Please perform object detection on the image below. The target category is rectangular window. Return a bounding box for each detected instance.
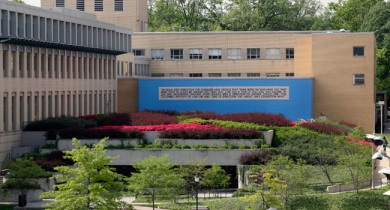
[19,52,23,78]
[228,73,241,77]
[266,73,280,77]
[11,52,15,77]
[170,49,183,60]
[209,48,222,59]
[133,49,145,56]
[190,73,202,77]
[286,48,294,59]
[247,48,260,59]
[3,95,8,131]
[189,49,203,60]
[247,73,260,77]
[56,0,65,7]
[169,73,183,77]
[228,48,241,59]
[151,49,164,60]
[95,0,103,11]
[266,48,280,59]
[353,74,365,85]
[208,73,221,77]
[151,73,164,77]
[286,73,294,77]
[76,0,85,11]
[114,0,123,11]
[353,46,365,56]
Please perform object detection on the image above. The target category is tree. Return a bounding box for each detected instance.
[41,138,126,210]
[1,159,51,207]
[175,158,207,192]
[127,154,184,210]
[12,0,25,3]
[202,164,230,190]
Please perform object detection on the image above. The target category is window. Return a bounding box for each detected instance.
[228,73,241,77]
[76,0,85,11]
[266,73,280,77]
[208,73,221,77]
[228,48,241,59]
[247,73,260,77]
[151,73,164,77]
[286,48,294,59]
[133,49,145,56]
[56,0,65,7]
[169,73,183,77]
[151,49,164,60]
[170,49,183,60]
[285,73,294,77]
[190,73,202,77]
[2,51,7,77]
[353,74,365,85]
[353,46,364,56]
[189,49,203,60]
[95,0,103,11]
[247,48,260,59]
[114,0,123,11]
[266,48,280,59]
[208,48,222,59]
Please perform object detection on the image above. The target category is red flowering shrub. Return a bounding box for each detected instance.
[239,150,277,165]
[96,113,132,126]
[34,159,67,171]
[78,114,98,121]
[57,127,144,139]
[130,111,178,125]
[159,127,261,139]
[299,122,348,135]
[339,120,358,128]
[181,111,221,120]
[348,138,373,147]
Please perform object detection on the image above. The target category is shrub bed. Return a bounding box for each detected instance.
[130,111,178,125]
[159,127,261,139]
[24,116,96,131]
[239,149,277,165]
[57,127,144,139]
[299,121,348,135]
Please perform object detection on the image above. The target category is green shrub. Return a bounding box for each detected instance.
[24,116,96,131]
[171,144,181,149]
[162,144,172,149]
[41,143,57,149]
[124,144,134,149]
[209,145,218,149]
[105,144,124,149]
[182,144,191,149]
[134,145,144,149]
[239,144,250,149]
[192,144,209,150]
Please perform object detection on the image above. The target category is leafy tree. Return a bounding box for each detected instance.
[202,164,230,190]
[127,154,184,210]
[12,0,25,3]
[175,158,207,192]
[41,138,126,210]
[1,159,51,197]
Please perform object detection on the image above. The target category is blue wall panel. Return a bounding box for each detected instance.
[138,78,314,122]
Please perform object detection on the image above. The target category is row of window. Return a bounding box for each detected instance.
[0,9,131,52]
[1,90,116,132]
[151,73,295,78]
[56,0,124,12]
[133,48,295,60]
[1,45,117,80]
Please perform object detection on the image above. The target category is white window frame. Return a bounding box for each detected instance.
[151,49,164,60]
[208,48,222,60]
[266,48,280,59]
[353,74,365,85]
[170,49,183,60]
[247,48,260,59]
[228,48,241,59]
[189,48,203,60]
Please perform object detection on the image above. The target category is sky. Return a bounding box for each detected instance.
[24,0,338,8]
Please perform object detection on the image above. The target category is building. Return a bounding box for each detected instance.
[0,0,376,162]
[0,0,133,162]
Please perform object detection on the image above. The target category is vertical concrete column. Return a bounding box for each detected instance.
[5,92,11,131]
[14,92,20,130]
[0,92,4,132]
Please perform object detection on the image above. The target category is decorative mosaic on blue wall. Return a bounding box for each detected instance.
[139,78,314,121]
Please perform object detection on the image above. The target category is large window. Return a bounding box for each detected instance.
[208,48,222,59]
[56,0,65,7]
[151,73,164,77]
[151,49,164,60]
[353,46,365,56]
[353,74,365,85]
[228,48,241,59]
[114,0,123,11]
[266,73,280,77]
[189,49,203,60]
[247,48,260,59]
[228,73,241,77]
[76,0,85,11]
[208,73,221,77]
[95,0,103,11]
[286,48,294,59]
[169,73,183,77]
[266,48,280,59]
[170,49,183,60]
[133,49,145,56]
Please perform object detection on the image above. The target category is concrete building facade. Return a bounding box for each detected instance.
[0,0,132,161]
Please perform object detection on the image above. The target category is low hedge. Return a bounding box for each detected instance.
[159,128,261,139]
[24,116,96,131]
[57,127,144,139]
